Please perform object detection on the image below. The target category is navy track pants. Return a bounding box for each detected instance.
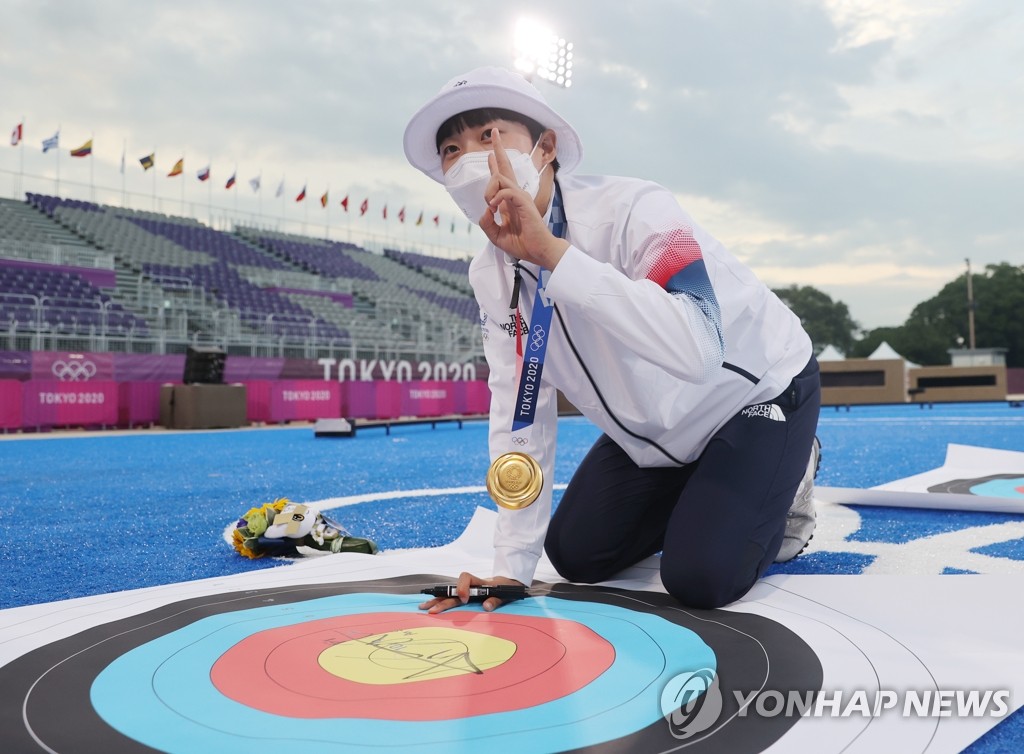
[545,357,821,609]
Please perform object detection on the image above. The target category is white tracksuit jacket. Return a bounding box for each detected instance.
[470,173,813,586]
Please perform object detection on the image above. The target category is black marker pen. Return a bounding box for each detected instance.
[421,585,529,601]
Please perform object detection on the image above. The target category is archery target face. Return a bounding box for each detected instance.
[205,607,621,721]
[928,473,1024,497]
[4,577,821,753]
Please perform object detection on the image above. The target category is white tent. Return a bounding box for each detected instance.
[817,344,846,361]
[869,341,919,369]
[869,341,903,360]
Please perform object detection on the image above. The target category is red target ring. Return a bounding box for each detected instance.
[211,611,614,720]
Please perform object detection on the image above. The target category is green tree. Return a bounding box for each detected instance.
[772,285,860,356]
[856,322,952,366]
[901,263,1023,367]
[848,327,902,359]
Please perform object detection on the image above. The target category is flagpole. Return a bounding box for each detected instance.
[152,147,157,210]
[324,184,330,239]
[55,124,61,196]
[120,138,126,207]
[278,175,285,229]
[302,178,308,235]
[18,117,25,199]
[15,116,24,198]
[257,170,263,222]
[207,159,212,225]
[89,132,95,203]
[180,152,186,216]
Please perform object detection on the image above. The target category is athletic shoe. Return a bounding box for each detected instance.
[775,437,821,562]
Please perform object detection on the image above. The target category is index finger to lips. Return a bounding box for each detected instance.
[491,131,516,179]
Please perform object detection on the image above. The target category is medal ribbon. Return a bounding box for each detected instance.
[510,184,566,436]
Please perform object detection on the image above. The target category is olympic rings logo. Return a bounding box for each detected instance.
[530,325,546,351]
[51,359,98,382]
[512,437,529,446]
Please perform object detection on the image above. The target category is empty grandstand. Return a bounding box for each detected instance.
[0,194,483,365]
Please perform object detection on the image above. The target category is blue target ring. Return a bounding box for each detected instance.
[928,474,1024,497]
[970,477,1024,498]
[91,593,716,753]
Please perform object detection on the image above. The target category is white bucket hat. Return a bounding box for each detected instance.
[404,66,583,183]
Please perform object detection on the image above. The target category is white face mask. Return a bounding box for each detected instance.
[443,143,547,225]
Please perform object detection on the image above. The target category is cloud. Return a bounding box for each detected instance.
[820,0,960,49]
[0,0,1019,330]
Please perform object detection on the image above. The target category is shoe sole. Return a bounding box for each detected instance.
[789,437,822,561]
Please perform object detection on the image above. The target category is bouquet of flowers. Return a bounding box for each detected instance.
[231,497,378,559]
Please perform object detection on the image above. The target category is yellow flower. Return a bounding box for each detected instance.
[231,528,261,559]
[232,497,293,559]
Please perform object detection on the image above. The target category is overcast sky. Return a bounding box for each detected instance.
[1,0,1020,331]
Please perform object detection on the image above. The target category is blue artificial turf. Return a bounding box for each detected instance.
[0,402,1022,753]
[2,403,1022,608]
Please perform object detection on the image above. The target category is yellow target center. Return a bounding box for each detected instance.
[318,626,517,684]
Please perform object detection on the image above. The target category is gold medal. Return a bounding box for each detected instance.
[486,451,543,510]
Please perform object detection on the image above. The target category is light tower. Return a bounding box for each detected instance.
[513,18,574,89]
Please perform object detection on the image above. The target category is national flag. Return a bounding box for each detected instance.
[359,198,368,216]
[119,146,125,174]
[398,207,405,223]
[139,153,155,170]
[416,212,423,226]
[168,158,184,177]
[197,166,211,182]
[225,172,236,189]
[10,123,23,146]
[275,180,284,198]
[295,186,307,202]
[340,195,349,212]
[42,132,59,153]
[382,205,388,220]
[70,138,92,158]
[432,215,439,226]
[249,176,261,193]
[320,191,328,208]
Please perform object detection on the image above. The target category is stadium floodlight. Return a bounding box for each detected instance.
[513,18,574,88]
